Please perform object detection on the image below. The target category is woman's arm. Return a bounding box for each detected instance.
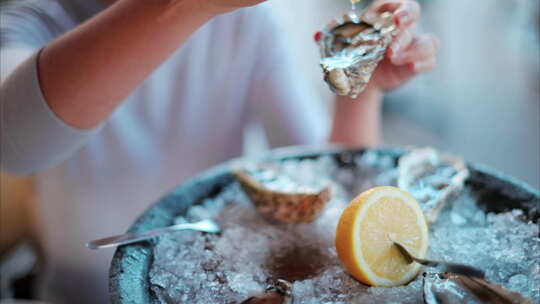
[329,0,439,147]
[330,86,383,147]
[39,0,261,129]
[0,0,265,173]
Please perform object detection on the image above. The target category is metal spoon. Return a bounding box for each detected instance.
[393,241,486,279]
[86,219,221,250]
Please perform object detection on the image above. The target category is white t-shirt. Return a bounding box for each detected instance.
[0,0,329,302]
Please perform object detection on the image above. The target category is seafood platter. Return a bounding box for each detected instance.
[110,147,539,304]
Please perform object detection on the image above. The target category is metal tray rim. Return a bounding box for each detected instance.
[109,146,539,303]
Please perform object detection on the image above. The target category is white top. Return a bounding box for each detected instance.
[0,0,329,302]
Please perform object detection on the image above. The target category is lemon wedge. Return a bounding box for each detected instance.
[336,186,429,287]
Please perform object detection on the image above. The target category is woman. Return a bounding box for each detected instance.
[0,0,438,302]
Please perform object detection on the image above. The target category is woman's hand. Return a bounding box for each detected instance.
[331,0,439,147]
[365,0,439,92]
[199,0,268,15]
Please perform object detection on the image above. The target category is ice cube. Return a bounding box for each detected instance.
[148,157,539,304]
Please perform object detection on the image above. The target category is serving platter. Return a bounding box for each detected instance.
[109,147,539,303]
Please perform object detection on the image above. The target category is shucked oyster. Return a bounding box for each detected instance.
[233,165,332,223]
[316,11,396,98]
[423,272,534,304]
[398,148,469,224]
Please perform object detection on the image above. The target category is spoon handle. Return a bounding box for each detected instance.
[86,223,195,249]
[393,241,485,279]
[415,258,486,279]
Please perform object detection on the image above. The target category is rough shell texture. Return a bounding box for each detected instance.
[423,272,534,304]
[240,291,290,304]
[318,11,396,98]
[398,148,469,224]
[241,280,293,304]
[233,170,332,223]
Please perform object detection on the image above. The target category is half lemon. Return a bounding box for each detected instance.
[336,186,429,287]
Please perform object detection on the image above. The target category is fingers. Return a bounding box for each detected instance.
[392,34,440,65]
[364,0,437,90]
[381,35,438,89]
[369,0,423,65]
[387,27,415,61]
[386,54,437,86]
[412,56,437,73]
[393,0,420,28]
[368,0,402,14]
[364,0,421,29]
[377,58,418,88]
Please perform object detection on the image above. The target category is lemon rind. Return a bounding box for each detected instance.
[345,186,429,287]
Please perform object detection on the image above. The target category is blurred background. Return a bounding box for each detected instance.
[1,0,539,302]
[263,0,540,188]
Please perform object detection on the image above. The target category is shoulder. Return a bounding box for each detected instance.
[0,0,77,48]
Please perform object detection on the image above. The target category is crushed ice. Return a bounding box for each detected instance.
[149,152,539,303]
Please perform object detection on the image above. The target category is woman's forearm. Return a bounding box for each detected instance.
[39,0,214,129]
[329,86,383,147]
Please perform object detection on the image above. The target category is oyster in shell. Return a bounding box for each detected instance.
[398,148,469,224]
[423,272,534,304]
[240,280,293,304]
[317,11,396,98]
[233,165,332,223]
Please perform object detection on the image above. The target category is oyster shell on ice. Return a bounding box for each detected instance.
[316,11,396,98]
[240,280,293,304]
[398,148,469,224]
[233,165,332,223]
[423,272,534,304]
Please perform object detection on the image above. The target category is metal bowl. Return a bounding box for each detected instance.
[109,147,539,303]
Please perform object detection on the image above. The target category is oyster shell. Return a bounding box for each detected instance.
[240,280,293,304]
[317,11,396,98]
[423,272,534,304]
[398,148,469,224]
[233,166,332,223]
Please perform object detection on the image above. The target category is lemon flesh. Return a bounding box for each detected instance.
[336,186,429,287]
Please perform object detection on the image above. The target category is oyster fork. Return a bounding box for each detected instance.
[86,219,221,249]
[393,241,486,279]
[87,204,246,249]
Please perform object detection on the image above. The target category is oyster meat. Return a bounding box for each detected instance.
[423,272,534,304]
[233,165,332,223]
[398,148,469,224]
[317,11,396,98]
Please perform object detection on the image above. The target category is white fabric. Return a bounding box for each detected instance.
[0,0,329,302]
[1,52,102,174]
